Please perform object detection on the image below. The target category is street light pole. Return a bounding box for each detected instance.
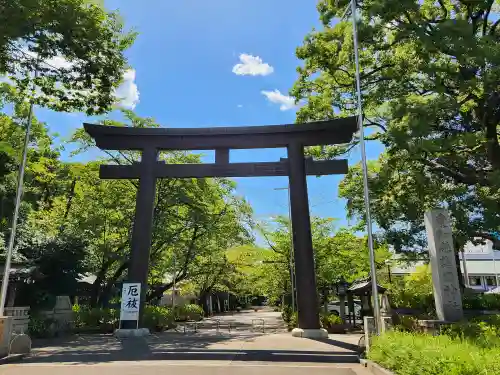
[0,102,35,317]
[0,70,37,316]
[344,0,381,334]
[274,186,296,312]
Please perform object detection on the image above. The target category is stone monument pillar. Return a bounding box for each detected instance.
[424,209,464,322]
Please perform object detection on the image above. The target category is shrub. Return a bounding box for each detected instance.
[28,315,57,338]
[281,305,292,323]
[72,305,119,332]
[320,312,345,333]
[463,293,500,310]
[442,315,500,348]
[369,331,500,375]
[174,304,204,321]
[394,315,419,332]
[287,312,298,331]
[143,306,175,331]
[183,304,204,321]
[320,312,343,328]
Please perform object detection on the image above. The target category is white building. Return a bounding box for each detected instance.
[389,240,500,293]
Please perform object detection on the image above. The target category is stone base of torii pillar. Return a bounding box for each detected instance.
[291,328,329,338]
[114,328,150,338]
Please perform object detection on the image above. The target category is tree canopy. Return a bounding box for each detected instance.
[0,0,136,114]
[1,108,254,309]
[292,0,500,250]
[256,216,391,304]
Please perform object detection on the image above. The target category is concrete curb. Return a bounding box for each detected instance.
[0,354,25,365]
[359,359,395,375]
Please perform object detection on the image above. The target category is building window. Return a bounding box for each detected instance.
[469,276,482,286]
[485,276,498,286]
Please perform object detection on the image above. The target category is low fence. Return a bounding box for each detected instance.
[173,318,278,335]
[4,307,30,334]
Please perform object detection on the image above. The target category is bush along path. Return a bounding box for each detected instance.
[29,304,205,338]
[368,316,500,375]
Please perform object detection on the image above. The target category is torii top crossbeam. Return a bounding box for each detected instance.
[83,117,357,151]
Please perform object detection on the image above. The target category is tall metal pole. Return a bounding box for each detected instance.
[0,95,35,316]
[350,0,381,334]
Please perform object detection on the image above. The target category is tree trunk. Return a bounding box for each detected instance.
[199,291,209,316]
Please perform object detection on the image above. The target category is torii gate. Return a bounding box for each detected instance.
[84,116,357,337]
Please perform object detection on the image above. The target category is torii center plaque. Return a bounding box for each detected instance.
[84,117,358,336]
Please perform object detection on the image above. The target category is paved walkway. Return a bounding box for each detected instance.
[2,309,368,374]
[3,333,369,374]
[193,309,287,332]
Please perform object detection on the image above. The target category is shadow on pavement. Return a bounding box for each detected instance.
[311,338,360,352]
[21,348,359,365]
[24,333,359,365]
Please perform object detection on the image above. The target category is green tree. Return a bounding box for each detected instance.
[292,0,500,250]
[28,111,254,307]
[0,0,136,114]
[14,232,90,310]
[0,103,73,244]
[225,245,272,299]
[389,264,435,312]
[258,216,390,305]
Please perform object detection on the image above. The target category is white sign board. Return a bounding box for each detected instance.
[120,283,141,321]
[424,209,463,322]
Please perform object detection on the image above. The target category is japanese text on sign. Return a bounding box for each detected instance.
[424,209,463,321]
[120,283,141,321]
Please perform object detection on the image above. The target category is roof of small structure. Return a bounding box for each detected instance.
[0,262,33,280]
[348,279,386,295]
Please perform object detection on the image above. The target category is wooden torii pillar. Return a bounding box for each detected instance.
[84,117,357,337]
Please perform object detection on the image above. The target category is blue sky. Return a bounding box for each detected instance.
[35,0,384,233]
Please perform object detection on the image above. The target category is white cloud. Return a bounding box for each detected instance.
[261,89,296,111]
[45,55,74,70]
[114,69,140,109]
[0,75,13,85]
[6,46,140,109]
[237,104,243,108]
[232,54,274,76]
[19,48,74,70]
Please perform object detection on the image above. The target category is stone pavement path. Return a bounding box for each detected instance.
[194,309,287,333]
[2,332,369,374]
[1,309,369,374]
